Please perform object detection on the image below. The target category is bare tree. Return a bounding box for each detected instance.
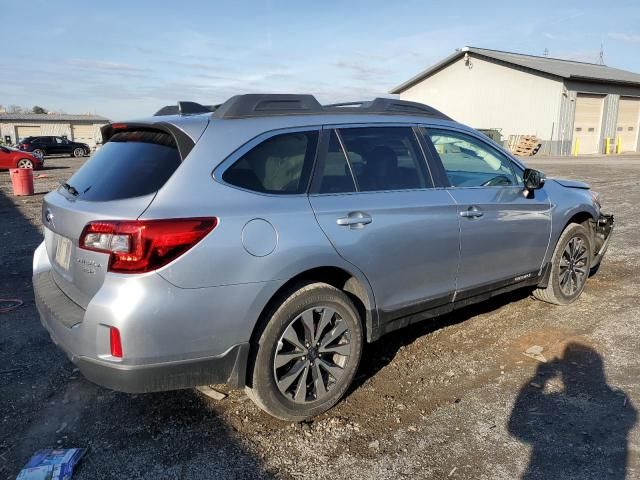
[7,105,24,113]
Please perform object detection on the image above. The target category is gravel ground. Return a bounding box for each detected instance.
[1,154,638,479]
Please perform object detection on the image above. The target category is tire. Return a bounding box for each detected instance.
[246,282,363,421]
[533,223,592,305]
[32,149,44,158]
[73,147,84,158]
[17,158,34,169]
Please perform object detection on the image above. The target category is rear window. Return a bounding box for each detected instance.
[222,131,318,194]
[64,130,181,201]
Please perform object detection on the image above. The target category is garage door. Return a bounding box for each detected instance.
[573,94,604,154]
[71,125,96,147]
[616,97,640,152]
[16,125,41,142]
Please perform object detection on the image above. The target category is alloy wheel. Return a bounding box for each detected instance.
[274,306,352,403]
[559,236,589,296]
[17,159,33,169]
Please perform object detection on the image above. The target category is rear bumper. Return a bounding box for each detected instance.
[32,237,281,393]
[34,269,250,392]
[75,344,249,393]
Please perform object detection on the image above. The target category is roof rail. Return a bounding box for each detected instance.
[154,95,452,120]
[154,101,217,116]
[324,97,451,119]
[214,94,323,119]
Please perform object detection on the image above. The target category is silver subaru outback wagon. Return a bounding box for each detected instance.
[33,94,613,420]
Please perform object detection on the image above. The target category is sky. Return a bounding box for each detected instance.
[2,0,640,120]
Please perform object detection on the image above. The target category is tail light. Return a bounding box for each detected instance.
[79,217,217,273]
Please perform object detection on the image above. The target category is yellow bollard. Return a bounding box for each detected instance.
[616,136,621,154]
[573,137,580,156]
[605,137,610,155]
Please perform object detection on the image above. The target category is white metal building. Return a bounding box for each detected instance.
[0,113,109,149]
[390,47,640,155]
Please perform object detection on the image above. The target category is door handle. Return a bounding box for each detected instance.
[460,206,484,219]
[336,211,372,228]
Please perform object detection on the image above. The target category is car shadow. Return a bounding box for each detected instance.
[350,288,531,392]
[0,186,271,479]
[508,343,636,479]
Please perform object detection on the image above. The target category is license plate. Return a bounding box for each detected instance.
[55,236,72,271]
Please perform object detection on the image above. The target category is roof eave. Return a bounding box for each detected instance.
[568,74,640,87]
[389,50,464,94]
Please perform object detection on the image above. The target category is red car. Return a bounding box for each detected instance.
[0,145,43,170]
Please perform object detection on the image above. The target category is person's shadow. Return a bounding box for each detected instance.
[508,343,637,479]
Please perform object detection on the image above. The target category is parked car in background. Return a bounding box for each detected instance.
[19,136,90,158]
[33,94,613,421]
[0,145,43,170]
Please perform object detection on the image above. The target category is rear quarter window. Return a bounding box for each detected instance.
[222,131,318,194]
[64,130,181,201]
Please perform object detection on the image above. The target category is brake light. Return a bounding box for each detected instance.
[79,218,217,273]
[110,327,123,358]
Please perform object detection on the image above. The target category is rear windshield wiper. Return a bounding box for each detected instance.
[61,182,79,196]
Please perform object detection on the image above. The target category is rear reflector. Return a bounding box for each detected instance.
[79,217,217,273]
[110,327,123,358]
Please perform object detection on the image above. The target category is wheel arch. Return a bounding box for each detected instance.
[541,207,598,286]
[245,265,377,387]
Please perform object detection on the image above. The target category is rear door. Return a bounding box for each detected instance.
[42,128,186,307]
[309,126,460,321]
[421,127,551,295]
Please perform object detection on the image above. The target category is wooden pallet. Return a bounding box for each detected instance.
[508,135,542,156]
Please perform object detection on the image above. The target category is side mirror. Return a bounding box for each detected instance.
[523,168,545,190]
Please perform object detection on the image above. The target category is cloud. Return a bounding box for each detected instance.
[542,32,556,40]
[334,61,392,82]
[608,32,640,43]
[64,59,143,73]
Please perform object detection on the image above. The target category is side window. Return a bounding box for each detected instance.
[54,137,62,144]
[222,131,318,194]
[316,130,356,194]
[426,129,517,187]
[337,127,431,192]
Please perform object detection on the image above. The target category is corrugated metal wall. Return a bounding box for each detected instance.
[399,55,563,143]
[563,80,640,154]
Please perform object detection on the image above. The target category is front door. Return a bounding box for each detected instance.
[423,128,552,295]
[309,126,460,321]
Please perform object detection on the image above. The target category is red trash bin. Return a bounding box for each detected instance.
[9,168,35,196]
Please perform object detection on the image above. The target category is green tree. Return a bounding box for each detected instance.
[32,105,48,114]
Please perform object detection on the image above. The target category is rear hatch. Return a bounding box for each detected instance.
[42,125,198,308]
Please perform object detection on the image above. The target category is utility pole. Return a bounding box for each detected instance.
[543,48,549,57]
[599,42,605,65]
